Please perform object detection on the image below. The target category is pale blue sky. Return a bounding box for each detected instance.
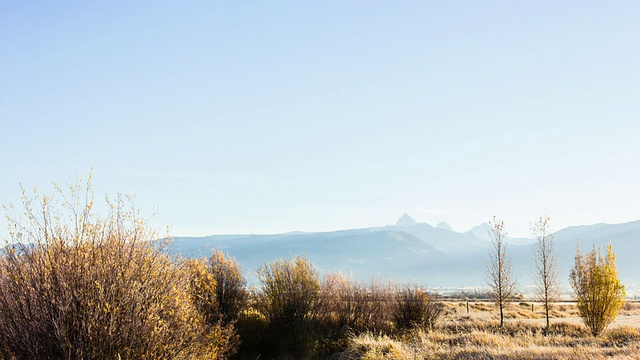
[1,1,639,237]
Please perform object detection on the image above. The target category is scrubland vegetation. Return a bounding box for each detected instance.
[341,301,640,360]
[0,179,236,359]
[0,179,636,359]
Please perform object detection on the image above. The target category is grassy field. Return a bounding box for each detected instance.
[336,301,640,360]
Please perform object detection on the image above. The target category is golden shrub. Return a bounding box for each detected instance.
[207,250,248,323]
[0,177,235,359]
[570,244,626,336]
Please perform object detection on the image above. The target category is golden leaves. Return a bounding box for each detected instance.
[570,243,626,336]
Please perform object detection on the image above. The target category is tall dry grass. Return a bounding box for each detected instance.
[338,322,640,360]
[337,299,640,360]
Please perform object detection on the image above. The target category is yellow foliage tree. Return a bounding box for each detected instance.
[569,243,626,336]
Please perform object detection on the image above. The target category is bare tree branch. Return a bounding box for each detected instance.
[485,216,517,328]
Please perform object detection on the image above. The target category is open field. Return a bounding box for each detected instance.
[336,301,640,360]
[439,300,640,328]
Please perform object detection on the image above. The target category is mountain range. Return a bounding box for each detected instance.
[169,214,640,296]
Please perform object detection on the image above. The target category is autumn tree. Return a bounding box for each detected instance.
[532,215,559,334]
[570,243,625,336]
[486,217,517,328]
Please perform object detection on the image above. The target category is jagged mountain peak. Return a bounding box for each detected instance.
[396,213,417,227]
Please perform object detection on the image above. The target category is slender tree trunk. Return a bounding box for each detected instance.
[487,217,517,330]
[545,302,550,333]
[533,216,559,337]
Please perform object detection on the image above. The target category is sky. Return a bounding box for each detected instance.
[1,1,639,238]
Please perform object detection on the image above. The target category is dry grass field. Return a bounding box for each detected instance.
[337,301,640,360]
[440,300,640,328]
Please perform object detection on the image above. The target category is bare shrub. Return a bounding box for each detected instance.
[363,279,395,334]
[327,275,394,334]
[309,272,351,355]
[0,178,235,359]
[255,255,320,357]
[330,274,369,332]
[310,273,395,356]
[392,286,441,331]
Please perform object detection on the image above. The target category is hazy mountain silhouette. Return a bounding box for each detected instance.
[395,213,417,227]
[436,221,453,231]
[169,216,640,294]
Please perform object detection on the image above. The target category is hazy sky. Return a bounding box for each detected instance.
[1,1,639,238]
